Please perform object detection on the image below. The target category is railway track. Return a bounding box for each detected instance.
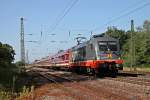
[26,67,150,99]
[45,72,75,83]
[32,71,73,83]
[31,68,95,84]
[38,72,127,99]
[31,67,150,86]
[38,72,58,83]
[107,76,150,87]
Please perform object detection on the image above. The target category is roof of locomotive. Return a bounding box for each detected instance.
[71,34,118,50]
[92,35,118,42]
[92,33,117,40]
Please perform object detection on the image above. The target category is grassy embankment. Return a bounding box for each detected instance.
[0,64,34,100]
[123,66,150,72]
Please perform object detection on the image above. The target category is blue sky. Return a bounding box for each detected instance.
[0,0,150,62]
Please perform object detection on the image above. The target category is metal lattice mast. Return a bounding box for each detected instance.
[20,17,25,63]
[130,19,135,71]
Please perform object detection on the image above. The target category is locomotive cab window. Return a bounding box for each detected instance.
[98,42,107,51]
[98,41,117,51]
[108,41,117,51]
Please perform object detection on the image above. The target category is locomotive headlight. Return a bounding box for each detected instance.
[116,64,123,70]
[116,64,119,67]
[118,57,121,59]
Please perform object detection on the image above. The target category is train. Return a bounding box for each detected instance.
[35,34,123,77]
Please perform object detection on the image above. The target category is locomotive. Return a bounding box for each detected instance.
[49,34,123,77]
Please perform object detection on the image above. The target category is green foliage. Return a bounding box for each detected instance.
[15,61,25,67]
[0,43,15,64]
[105,20,150,67]
[132,21,150,66]
[0,42,19,99]
[0,90,11,100]
[105,26,127,49]
[143,20,150,32]
[19,86,30,97]
[0,66,18,88]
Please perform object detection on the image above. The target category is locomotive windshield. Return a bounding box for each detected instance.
[108,41,117,51]
[98,41,117,51]
[99,42,107,51]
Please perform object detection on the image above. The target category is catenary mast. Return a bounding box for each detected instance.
[20,17,25,63]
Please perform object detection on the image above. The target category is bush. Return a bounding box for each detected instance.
[0,90,11,100]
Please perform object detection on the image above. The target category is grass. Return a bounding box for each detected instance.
[123,67,150,72]
[16,85,35,100]
[0,90,11,100]
[0,63,149,99]
[0,86,34,100]
[0,63,34,99]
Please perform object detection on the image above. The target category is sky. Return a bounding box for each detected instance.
[0,0,150,62]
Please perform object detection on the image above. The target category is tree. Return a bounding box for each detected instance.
[15,61,25,67]
[105,20,150,66]
[105,26,127,49]
[135,20,150,65]
[143,20,150,32]
[0,42,15,66]
[124,20,150,66]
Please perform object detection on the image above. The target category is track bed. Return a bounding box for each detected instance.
[20,67,150,100]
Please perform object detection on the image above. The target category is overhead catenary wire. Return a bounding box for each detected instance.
[49,0,79,34]
[28,0,150,61]
[89,0,150,33]
[49,0,147,36]
[51,0,144,36]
